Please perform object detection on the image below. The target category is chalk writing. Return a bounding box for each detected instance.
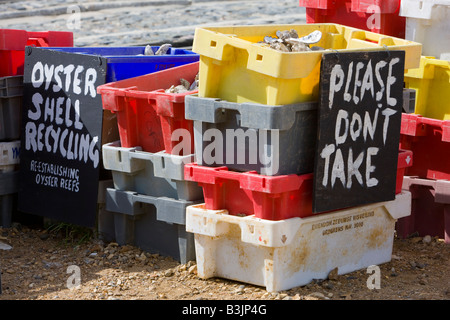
[313,51,405,213]
[24,61,99,168]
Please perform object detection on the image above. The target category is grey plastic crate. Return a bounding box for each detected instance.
[402,88,416,114]
[0,76,23,97]
[0,170,19,228]
[100,188,200,264]
[185,95,318,176]
[102,141,203,201]
[0,95,22,141]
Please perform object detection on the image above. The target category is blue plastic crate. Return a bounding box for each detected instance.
[39,46,199,82]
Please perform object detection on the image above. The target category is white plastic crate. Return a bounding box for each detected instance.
[400,0,450,60]
[186,191,412,292]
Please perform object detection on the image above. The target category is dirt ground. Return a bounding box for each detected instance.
[0,221,449,304]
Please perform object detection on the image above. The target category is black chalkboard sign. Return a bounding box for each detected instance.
[313,50,405,213]
[18,47,107,227]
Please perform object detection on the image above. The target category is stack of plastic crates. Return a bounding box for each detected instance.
[183,23,421,291]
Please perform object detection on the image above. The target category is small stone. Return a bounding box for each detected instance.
[422,235,432,244]
[340,292,352,300]
[324,282,334,290]
[277,293,288,300]
[0,241,12,250]
[164,269,174,277]
[118,245,133,253]
[416,262,426,269]
[234,285,245,294]
[328,267,339,280]
[390,268,398,277]
[158,293,167,299]
[188,265,197,275]
[292,294,302,300]
[178,264,187,272]
[307,292,326,300]
[410,237,422,243]
[39,233,50,240]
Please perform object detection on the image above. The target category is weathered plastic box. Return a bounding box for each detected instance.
[101,188,200,263]
[185,95,317,176]
[400,114,450,180]
[404,56,450,120]
[397,176,450,243]
[400,0,450,60]
[186,191,412,292]
[192,23,422,105]
[102,141,203,201]
[97,62,199,154]
[299,0,406,38]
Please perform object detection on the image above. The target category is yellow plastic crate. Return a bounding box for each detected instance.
[404,56,450,120]
[193,23,422,105]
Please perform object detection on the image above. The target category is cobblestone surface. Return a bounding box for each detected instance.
[0,0,306,47]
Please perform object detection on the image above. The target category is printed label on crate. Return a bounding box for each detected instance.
[18,47,107,227]
[313,50,405,213]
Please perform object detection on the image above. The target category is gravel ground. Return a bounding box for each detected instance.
[1,222,449,303]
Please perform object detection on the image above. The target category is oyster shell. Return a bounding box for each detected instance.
[144,45,154,56]
[264,29,322,52]
[155,43,172,55]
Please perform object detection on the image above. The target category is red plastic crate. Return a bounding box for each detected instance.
[397,176,450,243]
[97,62,199,155]
[0,29,73,77]
[397,149,413,194]
[299,0,406,38]
[185,149,412,221]
[184,163,314,220]
[400,114,450,180]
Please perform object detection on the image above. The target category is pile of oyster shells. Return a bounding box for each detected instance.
[165,72,199,94]
[261,29,323,52]
[142,43,172,56]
